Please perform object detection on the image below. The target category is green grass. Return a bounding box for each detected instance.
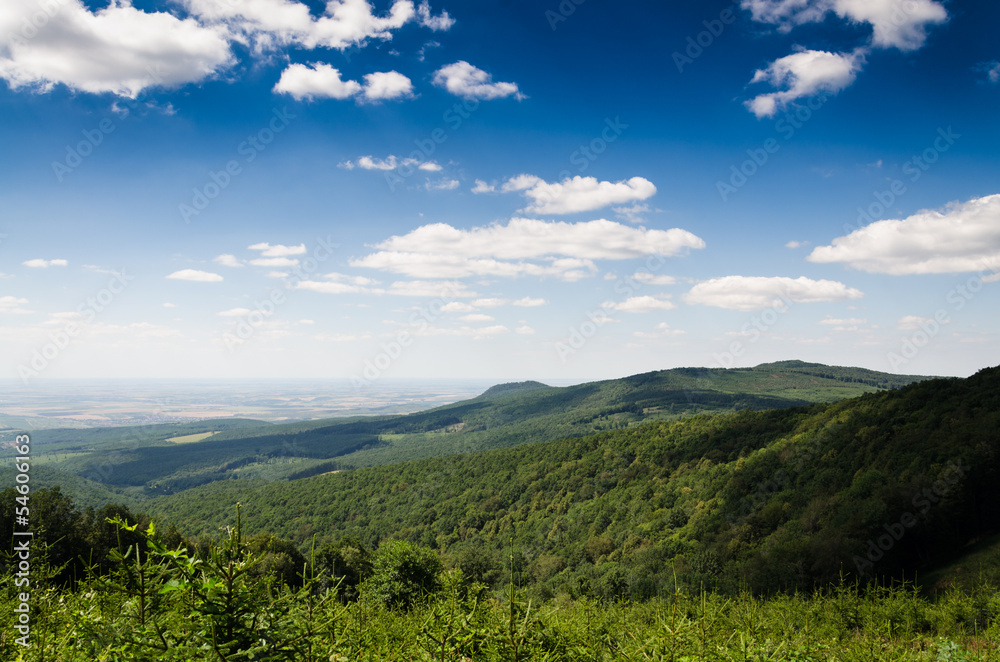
[165,431,219,443]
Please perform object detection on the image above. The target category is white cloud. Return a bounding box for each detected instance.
[631,272,676,286]
[785,240,807,249]
[634,322,685,338]
[897,315,945,330]
[341,155,438,171]
[315,332,370,342]
[295,278,476,298]
[440,302,477,313]
[362,70,414,101]
[416,1,455,30]
[218,308,252,317]
[181,0,424,52]
[0,0,233,97]
[273,62,361,100]
[818,316,868,325]
[432,61,524,100]
[501,174,657,215]
[513,296,546,307]
[741,0,947,51]
[350,218,704,281]
[250,257,300,267]
[22,258,68,268]
[515,325,535,335]
[412,324,510,339]
[746,48,863,118]
[426,178,460,191]
[684,276,864,311]
[0,296,33,315]
[298,319,315,324]
[984,61,1000,84]
[808,194,1000,275]
[614,203,651,224]
[472,298,508,308]
[603,295,676,313]
[472,180,496,194]
[162,302,178,308]
[460,313,494,322]
[249,242,306,257]
[166,269,224,282]
[213,254,243,267]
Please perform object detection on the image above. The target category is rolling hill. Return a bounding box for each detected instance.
[0,361,932,502]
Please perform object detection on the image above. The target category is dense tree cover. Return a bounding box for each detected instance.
[0,362,930,497]
[141,367,1000,601]
[1,511,998,660]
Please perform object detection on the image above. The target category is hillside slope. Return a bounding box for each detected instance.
[144,367,997,597]
[2,361,932,500]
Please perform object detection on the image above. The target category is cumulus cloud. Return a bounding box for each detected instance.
[341,155,439,171]
[818,316,868,325]
[361,70,414,100]
[416,1,455,30]
[741,0,947,51]
[22,258,67,268]
[515,325,535,335]
[181,0,442,52]
[471,179,497,194]
[350,218,705,281]
[272,64,413,102]
[631,272,676,286]
[460,313,494,322]
[249,242,306,257]
[746,48,864,118]
[0,296,33,315]
[217,308,252,317]
[440,302,476,313]
[808,194,1000,275]
[250,257,300,268]
[166,269,224,282]
[634,322,685,338]
[603,295,676,313]
[0,0,232,97]
[295,278,476,298]
[513,296,546,307]
[432,61,524,100]
[426,178,460,191]
[272,62,361,100]
[684,276,864,311]
[213,254,243,267]
[501,174,657,215]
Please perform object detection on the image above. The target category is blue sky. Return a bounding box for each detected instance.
[1,0,998,384]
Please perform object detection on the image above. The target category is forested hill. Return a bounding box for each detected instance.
[1,361,932,500]
[144,366,999,598]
